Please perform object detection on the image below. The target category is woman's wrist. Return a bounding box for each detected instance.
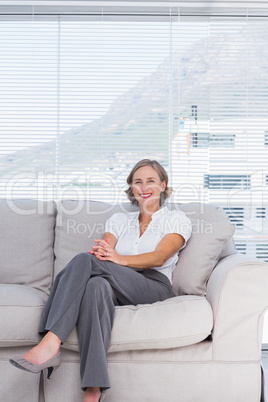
[118,255,127,266]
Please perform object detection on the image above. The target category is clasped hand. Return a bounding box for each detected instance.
[88,238,124,266]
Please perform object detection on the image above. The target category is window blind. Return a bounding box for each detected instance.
[0,5,267,242]
[0,3,268,340]
[172,14,268,267]
[0,6,178,203]
[0,4,267,255]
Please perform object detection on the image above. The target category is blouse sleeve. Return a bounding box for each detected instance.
[163,209,192,249]
[104,212,126,239]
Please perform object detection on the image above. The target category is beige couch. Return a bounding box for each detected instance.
[0,199,268,402]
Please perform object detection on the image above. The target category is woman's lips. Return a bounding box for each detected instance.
[139,193,152,199]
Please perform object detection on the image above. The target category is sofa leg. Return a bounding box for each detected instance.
[260,363,267,402]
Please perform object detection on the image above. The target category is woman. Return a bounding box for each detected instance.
[10,159,191,402]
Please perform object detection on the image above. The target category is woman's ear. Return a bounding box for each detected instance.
[161,180,167,192]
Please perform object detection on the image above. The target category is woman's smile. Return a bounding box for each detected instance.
[139,193,152,199]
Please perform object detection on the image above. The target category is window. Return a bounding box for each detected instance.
[0,7,177,202]
[256,244,268,262]
[0,3,267,272]
[223,207,244,229]
[191,105,198,121]
[204,175,251,190]
[191,132,235,148]
[256,208,266,219]
[235,243,268,264]
[235,243,247,255]
[265,132,268,146]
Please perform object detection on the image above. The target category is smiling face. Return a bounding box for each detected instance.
[132,165,166,212]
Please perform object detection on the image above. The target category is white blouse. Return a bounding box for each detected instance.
[105,206,192,283]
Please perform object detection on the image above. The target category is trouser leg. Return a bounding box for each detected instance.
[76,277,116,391]
[39,252,173,390]
[39,253,100,342]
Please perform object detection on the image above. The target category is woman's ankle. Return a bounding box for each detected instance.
[40,331,61,351]
[83,387,101,402]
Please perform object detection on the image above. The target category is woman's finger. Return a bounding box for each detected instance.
[94,239,108,248]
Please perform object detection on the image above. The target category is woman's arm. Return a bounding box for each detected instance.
[102,232,117,248]
[89,233,185,269]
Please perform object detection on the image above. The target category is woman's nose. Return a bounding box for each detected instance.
[141,183,147,192]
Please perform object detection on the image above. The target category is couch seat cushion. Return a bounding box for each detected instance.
[63,295,213,353]
[0,284,47,347]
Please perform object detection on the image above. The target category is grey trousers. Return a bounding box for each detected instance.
[38,252,174,391]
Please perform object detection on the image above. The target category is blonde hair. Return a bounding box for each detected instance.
[125,159,172,206]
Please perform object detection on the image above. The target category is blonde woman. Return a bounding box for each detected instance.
[10,159,191,402]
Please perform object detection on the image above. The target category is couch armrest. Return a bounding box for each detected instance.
[206,253,268,361]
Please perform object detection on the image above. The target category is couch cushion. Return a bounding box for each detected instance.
[0,288,212,352]
[172,219,235,296]
[0,199,55,294]
[0,284,47,346]
[54,200,118,277]
[174,203,237,260]
[63,295,213,353]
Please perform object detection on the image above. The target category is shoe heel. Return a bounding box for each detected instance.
[47,367,53,379]
[47,366,59,379]
[47,363,60,379]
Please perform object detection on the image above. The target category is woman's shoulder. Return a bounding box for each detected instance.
[160,206,192,237]
[162,206,191,221]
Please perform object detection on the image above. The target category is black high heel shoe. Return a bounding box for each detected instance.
[9,352,62,379]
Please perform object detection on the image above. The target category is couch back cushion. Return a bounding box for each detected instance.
[176,203,237,259]
[0,199,55,295]
[172,218,235,296]
[54,201,236,295]
[170,203,236,296]
[54,200,120,278]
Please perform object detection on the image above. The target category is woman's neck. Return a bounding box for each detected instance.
[138,205,160,222]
